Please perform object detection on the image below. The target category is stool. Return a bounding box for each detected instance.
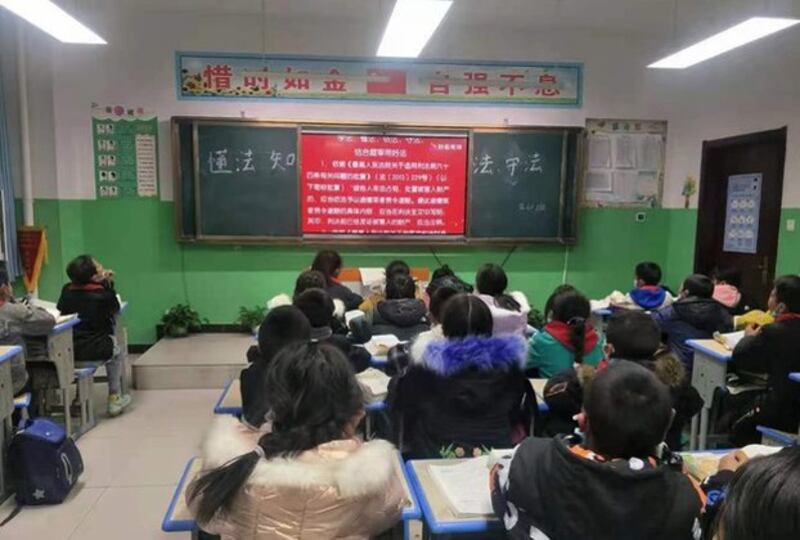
[13,392,31,427]
[73,365,99,438]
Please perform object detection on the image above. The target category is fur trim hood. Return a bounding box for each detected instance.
[418,334,527,376]
[201,415,397,497]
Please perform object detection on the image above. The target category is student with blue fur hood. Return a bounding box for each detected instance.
[387,294,535,459]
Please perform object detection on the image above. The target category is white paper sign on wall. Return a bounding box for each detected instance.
[723,173,762,254]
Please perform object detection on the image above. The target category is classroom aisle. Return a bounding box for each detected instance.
[0,388,219,539]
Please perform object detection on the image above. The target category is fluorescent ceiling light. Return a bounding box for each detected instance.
[0,0,106,44]
[377,0,452,57]
[649,17,799,69]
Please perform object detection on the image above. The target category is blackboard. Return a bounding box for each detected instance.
[469,130,578,240]
[195,122,299,237]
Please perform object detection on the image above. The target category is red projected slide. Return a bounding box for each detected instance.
[301,133,467,236]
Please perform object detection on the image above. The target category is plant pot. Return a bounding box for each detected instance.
[167,325,189,338]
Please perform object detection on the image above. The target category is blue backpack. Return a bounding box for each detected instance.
[8,418,84,505]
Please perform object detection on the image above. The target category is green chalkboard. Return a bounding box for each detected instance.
[196,122,299,237]
[469,130,579,240]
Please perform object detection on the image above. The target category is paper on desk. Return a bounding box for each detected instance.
[359,267,385,288]
[682,445,781,481]
[364,334,401,356]
[429,456,494,516]
[30,299,77,324]
[356,368,391,401]
[345,310,365,327]
[714,330,745,351]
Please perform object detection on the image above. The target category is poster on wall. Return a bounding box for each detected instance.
[92,104,159,199]
[176,52,582,107]
[723,173,762,254]
[583,119,667,208]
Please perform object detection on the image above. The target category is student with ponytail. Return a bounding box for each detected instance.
[188,342,404,539]
[527,286,605,378]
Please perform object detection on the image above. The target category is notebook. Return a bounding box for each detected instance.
[428,456,494,517]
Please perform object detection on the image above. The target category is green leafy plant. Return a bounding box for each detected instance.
[235,305,266,334]
[161,304,204,338]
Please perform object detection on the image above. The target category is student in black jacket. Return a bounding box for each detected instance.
[57,255,131,416]
[729,274,800,445]
[240,305,311,427]
[362,273,430,342]
[293,288,370,373]
[310,250,363,311]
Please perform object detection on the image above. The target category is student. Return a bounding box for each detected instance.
[492,361,705,540]
[0,268,56,395]
[361,273,430,342]
[293,288,370,373]
[425,264,473,299]
[625,261,673,310]
[57,255,131,416]
[388,294,533,458]
[188,342,405,539]
[528,287,605,378]
[358,259,424,314]
[474,263,530,336]
[651,273,733,370]
[713,267,745,314]
[310,250,363,311]
[728,274,800,446]
[240,306,311,428]
[410,286,460,362]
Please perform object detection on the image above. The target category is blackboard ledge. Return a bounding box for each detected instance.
[177,235,577,246]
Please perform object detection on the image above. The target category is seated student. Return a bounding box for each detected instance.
[425,264,473,299]
[651,273,733,371]
[311,249,363,311]
[358,259,425,315]
[474,263,530,336]
[189,342,405,539]
[57,255,131,416]
[0,267,56,395]
[728,274,800,446]
[293,288,370,373]
[713,267,745,315]
[627,261,673,310]
[240,306,311,428]
[388,294,533,459]
[361,273,430,342]
[492,361,706,540]
[528,287,605,378]
[409,285,460,362]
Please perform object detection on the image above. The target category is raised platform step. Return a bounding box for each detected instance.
[133,333,251,390]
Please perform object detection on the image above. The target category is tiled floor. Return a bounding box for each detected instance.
[1,387,220,539]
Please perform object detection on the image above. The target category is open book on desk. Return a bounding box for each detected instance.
[428,455,497,518]
[29,299,78,325]
[713,330,745,351]
[356,368,391,401]
[681,444,781,481]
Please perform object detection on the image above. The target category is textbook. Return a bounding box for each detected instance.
[356,368,390,401]
[364,334,401,356]
[713,330,745,351]
[681,445,782,480]
[428,456,495,517]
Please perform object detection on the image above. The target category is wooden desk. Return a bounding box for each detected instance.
[163,452,422,539]
[0,345,24,501]
[686,339,733,451]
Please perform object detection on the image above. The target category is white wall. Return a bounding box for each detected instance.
[18,6,799,207]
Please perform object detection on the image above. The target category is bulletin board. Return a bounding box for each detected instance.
[583,119,667,208]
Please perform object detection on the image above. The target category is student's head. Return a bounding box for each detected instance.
[549,287,592,364]
[429,286,459,324]
[385,273,416,300]
[66,254,99,285]
[680,274,714,299]
[605,311,661,361]
[441,293,493,338]
[293,288,334,328]
[293,270,327,298]
[475,263,508,296]
[714,447,800,540]
[430,264,455,282]
[769,274,800,315]
[543,284,576,320]
[257,306,311,361]
[581,361,672,459]
[385,259,410,280]
[713,267,742,288]
[310,250,343,285]
[188,341,364,523]
[634,261,662,287]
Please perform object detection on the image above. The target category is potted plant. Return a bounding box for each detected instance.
[236,305,266,334]
[161,304,204,338]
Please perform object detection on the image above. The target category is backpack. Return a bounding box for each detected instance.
[8,418,84,505]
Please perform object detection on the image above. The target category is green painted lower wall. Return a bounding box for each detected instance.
[19,199,800,345]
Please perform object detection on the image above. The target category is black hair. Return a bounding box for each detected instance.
[550,287,591,364]
[310,250,343,286]
[584,360,672,459]
[385,273,415,300]
[476,263,521,311]
[635,262,662,286]
[774,274,800,313]
[713,447,800,540]
[544,284,576,320]
[257,306,311,362]
[682,274,714,298]
[713,267,742,288]
[66,254,98,285]
[385,259,411,280]
[429,286,459,324]
[188,342,364,524]
[441,293,493,338]
[293,270,327,298]
[605,311,660,361]
[430,264,455,282]
[293,288,334,328]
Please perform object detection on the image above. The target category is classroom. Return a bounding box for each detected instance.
[0,0,799,538]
